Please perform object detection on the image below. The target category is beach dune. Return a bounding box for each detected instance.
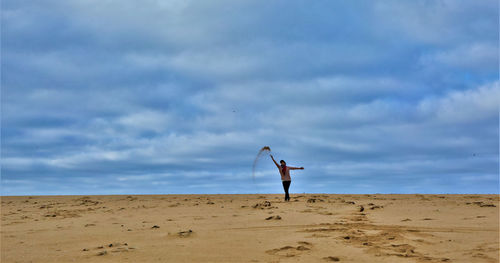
[1,194,498,262]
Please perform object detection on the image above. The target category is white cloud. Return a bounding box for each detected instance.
[116,110,172,133]
[418,81,500,123]
[373,1,498,45]
[418,42,498,71]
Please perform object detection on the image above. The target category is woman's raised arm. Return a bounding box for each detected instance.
[270,155,280,168]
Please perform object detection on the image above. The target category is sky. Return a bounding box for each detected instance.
[1,0,499,196]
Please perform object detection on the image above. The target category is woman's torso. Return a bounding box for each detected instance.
[280,166,291,181]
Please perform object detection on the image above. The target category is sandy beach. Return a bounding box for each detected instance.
[1,194,498,262]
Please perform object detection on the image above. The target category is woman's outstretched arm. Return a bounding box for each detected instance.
[288,166,304,170]
[270,155,280,168]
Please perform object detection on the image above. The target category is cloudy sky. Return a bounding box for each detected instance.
[1,0,499,196]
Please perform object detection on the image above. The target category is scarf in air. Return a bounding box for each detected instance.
[281,164,287,175]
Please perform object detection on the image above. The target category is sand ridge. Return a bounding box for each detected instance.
[1,194,498,262]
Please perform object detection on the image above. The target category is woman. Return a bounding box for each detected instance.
[270,154,304,201]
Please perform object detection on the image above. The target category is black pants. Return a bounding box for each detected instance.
[282,180,291,201]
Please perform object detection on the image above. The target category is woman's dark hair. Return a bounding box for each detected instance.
[280,160,286,164]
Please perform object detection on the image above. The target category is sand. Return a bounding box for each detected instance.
[1,194,498,262]
[252,146,272,182]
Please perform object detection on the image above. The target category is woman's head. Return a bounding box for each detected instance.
[280,160,286,166]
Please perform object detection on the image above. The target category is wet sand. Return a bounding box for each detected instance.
[1,194,498,262]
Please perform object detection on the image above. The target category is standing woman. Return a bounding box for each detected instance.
[270,154,304,201]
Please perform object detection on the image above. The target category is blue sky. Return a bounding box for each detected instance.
[1,0,499,195]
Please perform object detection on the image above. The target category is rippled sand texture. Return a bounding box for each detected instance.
[1,194,498,262]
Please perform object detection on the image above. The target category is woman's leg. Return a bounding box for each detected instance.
[282,181,291,201]
[286,181,290,201]
[282,181,286,200]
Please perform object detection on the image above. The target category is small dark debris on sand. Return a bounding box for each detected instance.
[151,225,160,229]
[79,199,100,206]
[108,242,126,247]
[359,205,364,212]
[265,215,282,220]
[307,198,325,203]
[468,201,496,207]
[108,243,122,247]
[253,201,272,209]
[178,229,193,237]
[323,256,340,261]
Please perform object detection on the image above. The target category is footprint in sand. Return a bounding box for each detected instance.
[310,198,328,203]
[318,211,334,215]
[323,256,340,261]
[369,205,383,210]
[176,229,194,237]
[266,241,313,257]
[308,233,330,238]
[126,196,138,201]
[253,201,277,209]
[334,224,447,261]
[85,242,134,256]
